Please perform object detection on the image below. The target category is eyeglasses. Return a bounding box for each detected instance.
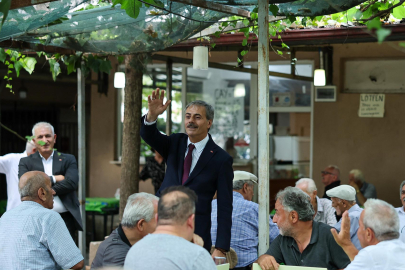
[321,171,335,176]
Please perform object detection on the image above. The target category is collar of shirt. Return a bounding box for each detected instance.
[39,150,54,161]
[316,196,324,213]
[187,135,209,154]
[397,206,405,214]
[233,191,244,201]
[118,224,132,247]
[348,204,362,214]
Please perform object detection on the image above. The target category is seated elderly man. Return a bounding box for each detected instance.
[91,192,159,269]
[327,185,363,250]
[211,171,279,270]
[332,199,405,269]
[124,186,216,270]
[0,171,84,270]
[295,178,337,226]
[396,180,405,243]
[348,169,377,207]
[257,187,350,270]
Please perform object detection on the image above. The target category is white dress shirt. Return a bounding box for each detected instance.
[314,196,337,226]
[0,151,27,211]
[39,151,67,213]
[144,115,209,175]
[396,206,405,243]
[345,239,405,270]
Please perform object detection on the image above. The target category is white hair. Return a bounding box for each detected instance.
[327,165,340,178]
[32,122,54,136]
[233,180,255,190]
[295,178,317,193]
[25,140,36,154]
[350,169,365,183]
[363,199,399,241]
[400,180,405,198]
[121,193,159,228]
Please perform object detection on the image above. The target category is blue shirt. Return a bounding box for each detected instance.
[211,192,279,267]
[333,204,364,250]
[0,201,83,270]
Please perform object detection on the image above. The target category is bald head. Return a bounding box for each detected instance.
[19,171,54,208]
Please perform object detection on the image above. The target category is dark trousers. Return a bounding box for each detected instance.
[60,211,77,242]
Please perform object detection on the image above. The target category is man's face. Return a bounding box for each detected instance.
[143,201,159,235]
[33,126,56,156]
[184,105,212,142]
[357,211,367,248]
[44,178,55,209]
[321,168,337,186]
[246,184,254,201]
[349,173,361,187]
[401,185,405,210]
[331,197,344,215]
[273,199,293,237]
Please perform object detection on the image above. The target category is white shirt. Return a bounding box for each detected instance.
[0,151,27,211]
[39,151,67,213]
[314,196,337,226]
[345,239,405,270]
[144,115,209,175]
[396,206,405,243]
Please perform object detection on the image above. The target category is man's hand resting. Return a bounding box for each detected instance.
[54,175,65,182]
[191,234,204,247]
[146,88,171,122]
[256,254,279,270]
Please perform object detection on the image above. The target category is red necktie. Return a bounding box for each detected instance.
[182,144,195,185]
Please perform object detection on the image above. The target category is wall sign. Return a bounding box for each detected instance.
[358,94,385,118]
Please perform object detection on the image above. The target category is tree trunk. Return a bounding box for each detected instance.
[119,54,144,218]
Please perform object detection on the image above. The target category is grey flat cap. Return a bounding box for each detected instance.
[233,171,258,184]
[326,185,356,201]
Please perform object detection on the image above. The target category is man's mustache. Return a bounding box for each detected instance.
[187,123,198,128]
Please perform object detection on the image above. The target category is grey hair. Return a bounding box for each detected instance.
[349,169,365,183]
[185,100,214,121]
[295,178,317,193]
[19,173,49,199]
[25,140,36,154]
[363,199,400,241]
[400,180,405,198]
[121,193,159,228]
[276,187,315,221]
[327,165,340,178]
[233,180,255,190]
[32,122,55,136]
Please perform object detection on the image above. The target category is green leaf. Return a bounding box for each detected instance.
[87,55,100,73]
[376,28,391,44]
[3,75,7,79]
[366,17,381,30]
[49,59,61,81]
[114,0,142,19]
[117,56,124,64]
[37,141,46,146]
[393,5,405,19]
[36,52,44,58]
[0,48,6,63]
[8,63,13,68]
[237,58,242,63]
[281,43,289,49]
[221,21,229,28]
[242,19,249,27]
[301,17,308,27]
[22,57,37,74]
[210,43,216,48]
[242,38,248,46]
[269,4,279,16]
[213,31,221,38]
[9,50,19,62]
[354,10,363,20]
[99,59,112,74]
[5,84,12,89]
[14,61,24,77]
[240,50,248,56]
[287,15,296,23]
[399,42,405,48]
[7,70,12,74]
[0,0,11,30]
[25,135,34,141]
[277,50,283,55]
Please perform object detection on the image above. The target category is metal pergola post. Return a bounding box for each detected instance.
[166,59,173,135]
[77,63,87,264]
[257,0,270,255]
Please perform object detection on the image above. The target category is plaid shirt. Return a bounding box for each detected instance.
[211,192,279,267]
[0,201,83,270]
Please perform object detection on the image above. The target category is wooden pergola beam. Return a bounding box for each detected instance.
[170,0,251,18]
[10,0,59,10]
[0,40,75,55]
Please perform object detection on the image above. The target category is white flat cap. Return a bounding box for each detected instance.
[233,171,258,184]
[326,185,356,201]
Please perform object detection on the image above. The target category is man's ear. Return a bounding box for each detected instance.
[187,214,195,229]
[243,183,249,193]
[53,134,57,144]
[37,187,46,202]
[137,219,145,231]
[313,190,318,197]
[290,211,299,223]
[365,227,374,242]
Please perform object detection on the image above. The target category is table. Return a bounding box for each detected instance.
[86,198,119,240]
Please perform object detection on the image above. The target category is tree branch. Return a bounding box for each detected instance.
[0,122,28,142]
[357,0,405,22]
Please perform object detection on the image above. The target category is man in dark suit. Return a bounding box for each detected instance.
[140,88,233,257]
[18,122,82,238]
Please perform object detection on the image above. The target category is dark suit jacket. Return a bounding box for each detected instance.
[141,116,233,251]
[18,151,83,231]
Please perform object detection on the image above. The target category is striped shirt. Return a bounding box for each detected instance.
[211,192,280,267]
[0,201,83,270]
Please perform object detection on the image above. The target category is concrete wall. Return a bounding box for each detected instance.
[312,42,405,207]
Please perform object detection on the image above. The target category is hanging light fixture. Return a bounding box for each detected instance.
[234,83,246,97]
[114,72,125,88]
[314,49,326,86]
[193,46,208,70]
